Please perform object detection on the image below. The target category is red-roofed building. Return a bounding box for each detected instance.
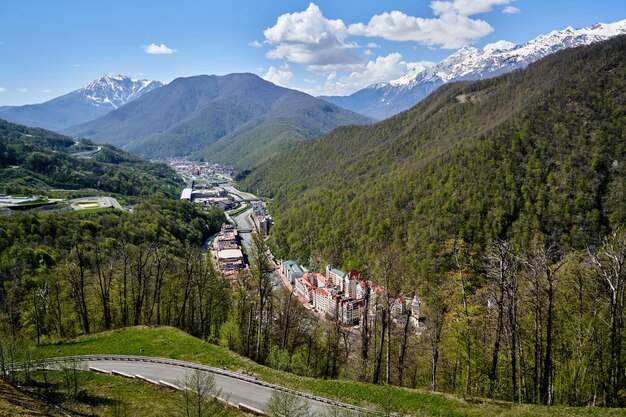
[302,271,327,288]
[295,277,315,304]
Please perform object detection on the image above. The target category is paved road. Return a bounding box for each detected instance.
[48,356,371,415]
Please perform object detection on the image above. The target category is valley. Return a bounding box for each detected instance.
[2,5,626,416]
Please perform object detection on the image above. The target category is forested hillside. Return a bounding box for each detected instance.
[239,36,626,405]
[62,73,371,169]
[0,119,181,197]
[244,35,626,270]
[0,198,225,338]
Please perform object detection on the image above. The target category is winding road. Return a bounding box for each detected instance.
[46,355,373,416]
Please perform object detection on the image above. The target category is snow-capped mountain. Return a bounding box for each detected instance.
[323,19,626,120]
[0,75,163,131]
[79,75,163,109]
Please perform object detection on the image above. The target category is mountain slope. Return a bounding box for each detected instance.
[323,19,626,119]
[62,73,372,168]
[0,75,162,131]
[0,119,181,197]
[242,36,626,271]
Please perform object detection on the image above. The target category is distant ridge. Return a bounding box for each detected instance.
[322,18,626,119]
[0,75,162,131]
[63,73,372,169]
[243,36,626,269]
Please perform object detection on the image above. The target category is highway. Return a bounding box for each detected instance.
[46,355,372,416]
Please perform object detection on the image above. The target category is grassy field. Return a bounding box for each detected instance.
[37,326,626,417]
[0,379,64,417]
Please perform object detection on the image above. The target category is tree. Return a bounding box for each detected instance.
[484,240,518,398]
[524,243,565,405]
[180,369,226,417]
[587,228,626,406]
[264,390,310,417]
[59,356,91,399]
[250,233,275,363]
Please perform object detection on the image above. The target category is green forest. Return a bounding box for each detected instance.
[2,35,626,416]
[0,119,182,198]
[236,36,626,405]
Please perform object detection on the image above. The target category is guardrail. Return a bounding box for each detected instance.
[44,355,377,415]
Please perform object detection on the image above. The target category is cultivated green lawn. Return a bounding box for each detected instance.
[37,326,626,417]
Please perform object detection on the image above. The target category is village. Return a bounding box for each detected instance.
[171,160,423,333]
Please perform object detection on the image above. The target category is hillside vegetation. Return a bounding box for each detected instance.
[244,35,626,270]
[62,73,371,169]
[37,326,626,417]
[239,36,626,406]
[0,119,181,197]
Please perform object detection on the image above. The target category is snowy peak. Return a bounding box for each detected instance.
[323,18,626,120]
[77,74,163,109]
[389,18,626,89]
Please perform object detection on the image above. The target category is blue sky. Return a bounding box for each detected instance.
[0,0,625,105]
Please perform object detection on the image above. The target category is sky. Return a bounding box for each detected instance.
[0,0,625,106]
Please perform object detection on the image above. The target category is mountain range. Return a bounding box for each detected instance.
[242,35,626,270]
[62,73,372,168]
[322,19,626,119]
[0,75,162,131]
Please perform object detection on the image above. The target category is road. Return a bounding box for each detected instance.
[47,356,372,415]
[223,184,256,251]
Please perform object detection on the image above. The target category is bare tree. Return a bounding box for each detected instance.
[523,243,565,405]
[265,390,310,417]
[587,228,626,406]
[485,240,518,398]
[179,369,227,417]
[60,357,91,399]
[250,233,275,363]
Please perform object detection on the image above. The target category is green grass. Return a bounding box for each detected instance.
[37,326,626,417]
[25,371,247,417]
[0,379,63,416]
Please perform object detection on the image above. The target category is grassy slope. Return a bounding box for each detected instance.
[25,372,247,417]
[0,380,64,417]
[37,326,626,417]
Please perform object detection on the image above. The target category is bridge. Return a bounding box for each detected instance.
[237,229,253,233]
[238,198,262,202]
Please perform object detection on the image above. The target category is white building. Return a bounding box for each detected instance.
[326,265,346,291]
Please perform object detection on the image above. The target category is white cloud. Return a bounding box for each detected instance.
[364,49,373,56]
[17,88,28,94]
[144,43,176,55]
[304,78,318,84]
[366,42,380,48]
[502,6,520,14]
[483,40,516,51]
[430,0,513,16]
[263,3,362,71]
[317,53,435,96]
[263,64,294,87]
[73,64,81,67]
[249,40,263,48]
[41,89,52,93]
[0,87,7,93]
[348,0,514,49]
